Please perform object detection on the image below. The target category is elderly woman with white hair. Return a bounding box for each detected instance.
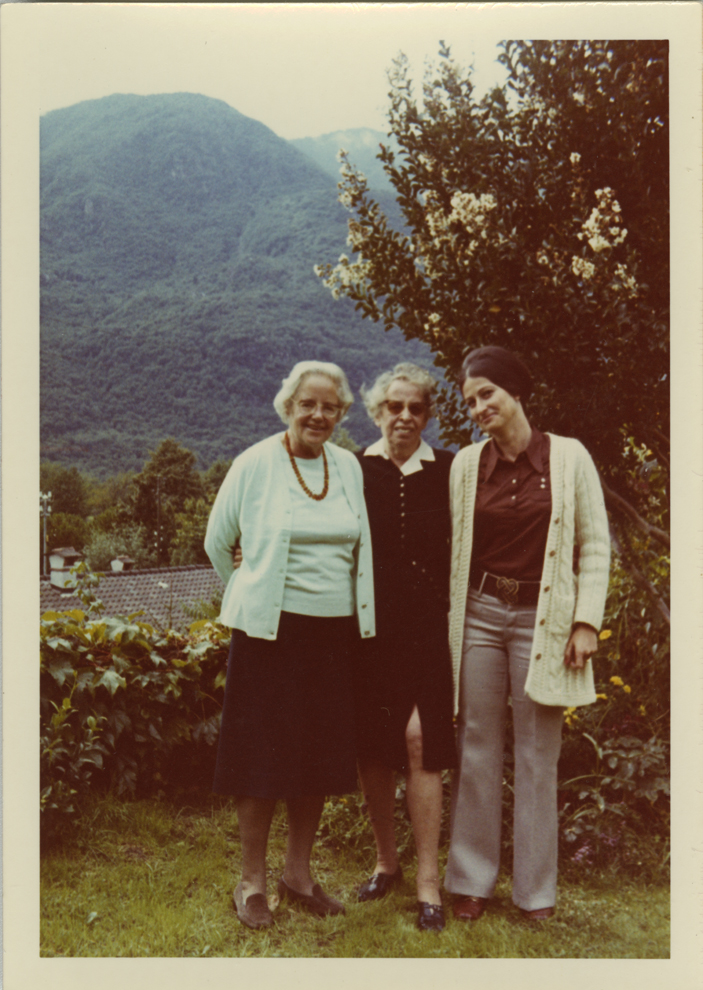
[205,360,374,930]
[353,363,456,932]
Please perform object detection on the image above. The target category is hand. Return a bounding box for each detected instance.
[563,623,597,670]
[232,545,243,570]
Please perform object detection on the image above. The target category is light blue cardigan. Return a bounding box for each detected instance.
[205,432,375,641]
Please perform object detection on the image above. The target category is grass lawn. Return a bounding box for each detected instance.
[41,796,669,959]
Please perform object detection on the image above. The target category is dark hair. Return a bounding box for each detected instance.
[460,346,533,401]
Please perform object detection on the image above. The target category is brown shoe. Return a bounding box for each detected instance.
[277,877,346,916]
[521,906,555,920]
[452,896,488,921]
[233,883,273,929]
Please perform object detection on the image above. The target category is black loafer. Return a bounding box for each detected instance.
[358,864,403,902]
[417,901,445,932]
[277,877,345,916]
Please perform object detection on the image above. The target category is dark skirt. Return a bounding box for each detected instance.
[353,601,457,774]
[213,611,359,799]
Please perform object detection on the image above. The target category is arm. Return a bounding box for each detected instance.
[567,444,611,663]
[204,458,244,585]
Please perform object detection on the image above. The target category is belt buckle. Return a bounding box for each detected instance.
[495,576,519,606]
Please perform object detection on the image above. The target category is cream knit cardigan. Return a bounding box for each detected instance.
[448,434,610,710]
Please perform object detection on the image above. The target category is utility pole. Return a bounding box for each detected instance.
[40,491,52,576]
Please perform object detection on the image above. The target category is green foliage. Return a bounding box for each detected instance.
[130,438,205,564]
[82,522,158,571]
[40,592,230,843]
[40,462,90,517]
[317,40,668,508]
[45,512,90,554]
[170,493,216,566]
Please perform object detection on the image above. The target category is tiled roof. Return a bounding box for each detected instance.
[40,565,224,632]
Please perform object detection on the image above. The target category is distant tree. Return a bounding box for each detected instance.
[170,493,217,567]
[316,40,668,616]
[130,439,204,565]
[44,513,90,558]
[330,424,361,451]
[40,463,89,518]
[85,471,136,518]
[202,459,232,497]
[82,523,158,572]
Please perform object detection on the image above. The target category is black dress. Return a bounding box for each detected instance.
[354,447,457,773]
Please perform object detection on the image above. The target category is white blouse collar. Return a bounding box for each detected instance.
[363,437,435,476]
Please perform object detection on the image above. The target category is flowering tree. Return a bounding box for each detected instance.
[316,40,669,618]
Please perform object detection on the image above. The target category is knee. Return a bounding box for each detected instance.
[405,723,424,767]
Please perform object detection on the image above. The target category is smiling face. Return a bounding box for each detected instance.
[286,373,342,457]
[375,379,430,459]
[461,375,521,436]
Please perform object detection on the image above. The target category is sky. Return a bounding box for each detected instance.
[23,3,513,139]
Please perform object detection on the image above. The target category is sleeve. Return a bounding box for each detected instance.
[573,444,611,630]
[204,455,245,586]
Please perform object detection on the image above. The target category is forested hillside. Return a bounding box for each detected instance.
[40,93,432,476]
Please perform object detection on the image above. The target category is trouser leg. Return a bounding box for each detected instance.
[508,615,563,910]
[445,593,508,898]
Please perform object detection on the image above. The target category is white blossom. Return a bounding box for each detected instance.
[570,152,581,164]
[571,256,596,280]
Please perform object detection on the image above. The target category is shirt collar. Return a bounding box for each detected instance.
[483,428,546,480]
[364,437,436,476]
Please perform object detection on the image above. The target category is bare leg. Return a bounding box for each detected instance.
[357,761,399,874]
[236,795,277,899]
[282,794,326,895]
[405,706,443,906]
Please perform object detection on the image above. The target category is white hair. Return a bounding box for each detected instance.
[361,363,438,421]
[273,360,354,425]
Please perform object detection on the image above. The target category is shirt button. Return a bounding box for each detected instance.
[549,550,556,557]
[539,619,546,626]
[554,518,560,523]
[361,603,367,609]
[364,630,370,637]
[535,653,542,660]
[544,586,550,592]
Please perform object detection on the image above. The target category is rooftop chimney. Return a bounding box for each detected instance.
[110,556,136,572]
[49,547,83,589]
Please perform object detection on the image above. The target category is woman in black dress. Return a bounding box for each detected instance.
[354,363,456,932]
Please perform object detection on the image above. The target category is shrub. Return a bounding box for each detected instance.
[40,581,230,844]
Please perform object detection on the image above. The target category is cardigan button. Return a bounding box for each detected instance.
[554,518,560,523]
[535,653,542,660]
[539,619,545,626]
[544,586,550,592]
[549,550,556,557]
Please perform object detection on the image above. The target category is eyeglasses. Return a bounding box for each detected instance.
[295,400,341,418]
[383,400,428,416]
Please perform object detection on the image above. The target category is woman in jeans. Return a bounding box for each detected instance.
[445,346,610,921]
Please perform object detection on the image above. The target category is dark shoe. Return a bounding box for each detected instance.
[452,895,488,921]
[233,883,273,929]
[417,901,445,932]
[521,906,555,920]
[277,877,345,916]
[357,864,403,902]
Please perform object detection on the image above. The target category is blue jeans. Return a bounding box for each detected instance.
[445,589,564,910]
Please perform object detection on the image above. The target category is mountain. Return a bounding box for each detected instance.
[290,128,399,191]
[40,93,435,477]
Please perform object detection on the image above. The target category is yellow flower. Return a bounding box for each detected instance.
[639,705,647,715]
[623,685,632,694]
[596,693,608,700]
[610,676,624,686]
[599,629,613,640]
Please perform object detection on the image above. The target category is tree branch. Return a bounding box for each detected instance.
[617,548,671,625]
[600,478,670,550]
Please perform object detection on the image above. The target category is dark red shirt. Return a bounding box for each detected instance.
[471,429,552,582]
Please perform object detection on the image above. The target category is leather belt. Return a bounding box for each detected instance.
[470,567,541,607]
